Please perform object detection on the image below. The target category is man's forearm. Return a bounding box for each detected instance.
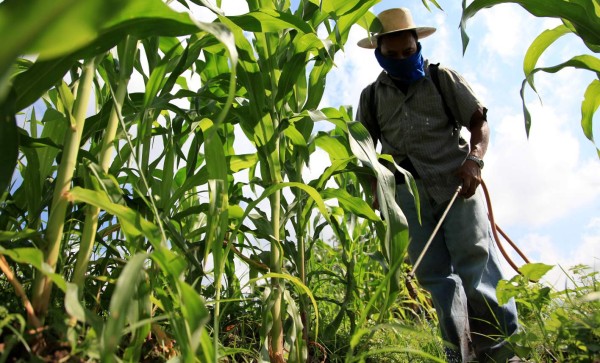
[468,108,489,159]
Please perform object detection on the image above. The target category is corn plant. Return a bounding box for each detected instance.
[0,0,454,361]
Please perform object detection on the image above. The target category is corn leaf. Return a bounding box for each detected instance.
[0,98,18,193]
[228,153,258,173]
[228,8,315,34]
[8,0,206,110]
[523,24,572,88]
[314,133,352,160]
[204,132,229,267]
[321,188,380,221]
[177,280,210,355]
[67,187,162,247]
[0,0,124,77]
[249,272,319,340]
[230,181,345,248]
[101,253,148,362]
[0,247,67,292]
[347,121,409,295]
[143,45,180,109]
[582,79,600,156]
[65,283,103,331]
[520,54,600,135]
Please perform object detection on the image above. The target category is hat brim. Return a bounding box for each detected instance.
[357,27,436,49]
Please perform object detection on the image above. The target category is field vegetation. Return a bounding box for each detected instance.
[0,0,598,362]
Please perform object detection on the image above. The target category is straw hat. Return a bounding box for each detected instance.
[357,8,436,49]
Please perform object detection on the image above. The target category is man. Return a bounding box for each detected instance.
[356,8,520,363]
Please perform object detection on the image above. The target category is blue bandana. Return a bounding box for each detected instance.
[375,42,425,83]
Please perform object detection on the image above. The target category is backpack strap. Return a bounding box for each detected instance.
[429,63,460,134]
[368,82,381,143]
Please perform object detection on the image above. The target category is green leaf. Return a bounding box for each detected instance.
[326,0,377,48]
[0,0,124,78]
[228,204,245,220]
[84,161,126,206]
[0,97,18,193]
[8,0,208,110]
[519,262,554,281]
[36,108,67,179]
[249,272,319,340]
[520,54,600,136]
[0,229,40,242]
[231,181,345,251]
[321,188,379,221]
[283,124,308,147]
[56,80,76,128]
[346,121,409,294]
[177,280,210,354]
[67,187,162,246]
[143,44,179,108]
[101,253,148,362]
[150,247,187,282]
[0,247,67,292]
[275,53,307,108]
[314,133,351,160]
[523,25,571,87]
[228,153,258,173]
[12,56,77,112]
[228,8,315,34]
[65,283,102,331]
[582,79,600,156]
[194,18,237,130]
[65,283,86,323]
[305,59,332,110]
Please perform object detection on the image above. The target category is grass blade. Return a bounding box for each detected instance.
[101,253,148,362]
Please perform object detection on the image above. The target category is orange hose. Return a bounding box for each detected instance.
[480,180,531,277]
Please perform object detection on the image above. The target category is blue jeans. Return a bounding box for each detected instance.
[396,182,519,362]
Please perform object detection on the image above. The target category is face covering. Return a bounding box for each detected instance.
[375,42,425,83]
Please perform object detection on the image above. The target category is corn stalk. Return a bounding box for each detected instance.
[30,56,100,322]
[72,36,138,291]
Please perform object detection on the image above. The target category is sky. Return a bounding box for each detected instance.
[172,0,600,288]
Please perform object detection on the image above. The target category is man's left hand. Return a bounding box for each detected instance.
[456,159,482,198]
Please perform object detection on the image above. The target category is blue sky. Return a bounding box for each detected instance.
[171,0,600,286]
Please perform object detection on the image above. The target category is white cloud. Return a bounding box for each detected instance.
[426,12,455,65]
[479,4,536,62]
[220,0,249,16]
[304,148,329,180]
[486,102,600,227]
[501,217,600,288]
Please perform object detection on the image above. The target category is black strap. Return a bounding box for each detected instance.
[429,63,459,134]
[368,64,459,140]
[368,82,380,143]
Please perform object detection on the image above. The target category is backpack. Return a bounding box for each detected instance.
[367,63,460,142]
